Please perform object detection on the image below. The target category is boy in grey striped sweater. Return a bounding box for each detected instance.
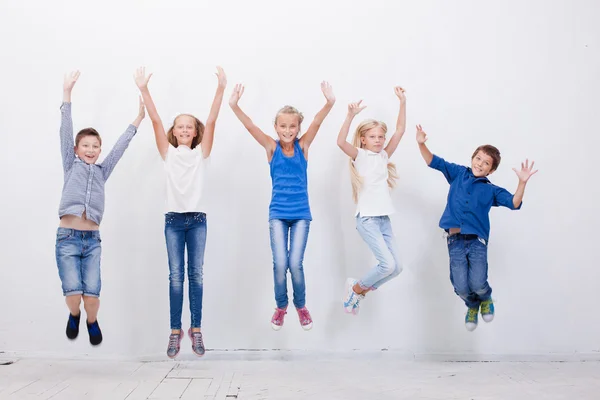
[56,71,145,345]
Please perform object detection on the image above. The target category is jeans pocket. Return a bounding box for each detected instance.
[165,213,176,225]
[193,212,206,224]
[447,234,459,246]
[56,231,72,244]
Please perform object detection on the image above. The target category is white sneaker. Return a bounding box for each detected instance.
[343,278,362,313]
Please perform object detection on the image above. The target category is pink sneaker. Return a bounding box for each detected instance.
[271,306,287,331]
[296,307,313,330]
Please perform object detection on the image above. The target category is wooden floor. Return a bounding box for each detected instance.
[0,353,598,399]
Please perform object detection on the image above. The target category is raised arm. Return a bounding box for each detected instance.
[200,66,227,158]
[416,124,433,165]
[384,86,406,157]
[337,101,367,160]
[134,67,169,160]
[299,81,336,151]
[60,71,80,173]
[511,159,538,208]
[100,97,145,180]
[229,84,276,154]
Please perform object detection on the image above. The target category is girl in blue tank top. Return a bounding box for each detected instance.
[229,81,336,331]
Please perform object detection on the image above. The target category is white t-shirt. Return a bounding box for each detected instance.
[164,144,209,213]
[353,148,395,217]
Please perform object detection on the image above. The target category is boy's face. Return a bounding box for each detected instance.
[471,150,495,177]
[75,135,102,164]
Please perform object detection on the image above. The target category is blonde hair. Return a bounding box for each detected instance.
[274,105,304,127]
[349,119,398,204]
[167,114,205,149]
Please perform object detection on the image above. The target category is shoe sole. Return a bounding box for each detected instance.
[271,323,283,331]
[465,323,478,332]
[301,323,313,331]
[481,314,494,323]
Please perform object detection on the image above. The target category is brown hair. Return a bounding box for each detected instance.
[472,145,501,171]
[75,128,102,146]
[167,114,205,149]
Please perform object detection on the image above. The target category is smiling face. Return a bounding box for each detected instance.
[172,115,198,147]
[74,129,102,164]
[274,113,301,144]
[471,150,495,177]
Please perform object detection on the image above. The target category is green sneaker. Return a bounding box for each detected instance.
[465,307,479,331]
[480,299,495,323]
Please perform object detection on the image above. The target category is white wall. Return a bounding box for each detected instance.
[0,0,598,359]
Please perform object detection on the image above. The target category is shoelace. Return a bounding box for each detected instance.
[191,332,204,349]
[168,334,180,348]
[272,308,287,323]
[298,308,312,324]
[481,301,492,312]
[467,309,478,320]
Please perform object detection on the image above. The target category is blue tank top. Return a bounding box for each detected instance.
[268,139,312,221]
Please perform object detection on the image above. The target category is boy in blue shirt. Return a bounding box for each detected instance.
[416,124,537,331]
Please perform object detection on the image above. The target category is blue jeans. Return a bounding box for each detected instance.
[165,212,207,330]
[355,215,402,290]
[55,228,102,297]
[269,219,310,309]
[447,233,492,309]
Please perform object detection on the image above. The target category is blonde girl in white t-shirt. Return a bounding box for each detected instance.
[135,66,227,358]
[336,87,407,315]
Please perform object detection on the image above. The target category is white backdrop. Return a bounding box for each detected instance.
[0,0,598,359]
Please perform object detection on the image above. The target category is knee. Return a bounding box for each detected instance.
[390,262,402,278]
[188,266,204,285]
[289,261,304,273]
[451,277,470,297]
[169,265,184,282]
[379,256,397,277]
[470,281,489,296]
[82,295,99,307]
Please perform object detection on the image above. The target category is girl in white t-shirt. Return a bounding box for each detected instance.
[135,67,227,358]
[336,87,407,315]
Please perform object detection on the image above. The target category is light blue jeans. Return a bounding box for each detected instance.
[269,219,310,309]
[356,215,402,290]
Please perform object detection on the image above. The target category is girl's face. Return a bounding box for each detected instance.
[274,113,300,144]
[75,135,102,164]
[173,115,197,147]
[360,126,386,153]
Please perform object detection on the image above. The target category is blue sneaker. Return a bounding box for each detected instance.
[86,320,103,345]
[480,299,495,323]
[66,313,80,340]
[465,307,479,331]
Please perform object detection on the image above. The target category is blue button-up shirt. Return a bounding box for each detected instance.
[58,102,137,225]
[429,154,520,242]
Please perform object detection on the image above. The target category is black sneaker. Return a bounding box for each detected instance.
[66,313,80,340]
[87,320,103,345]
